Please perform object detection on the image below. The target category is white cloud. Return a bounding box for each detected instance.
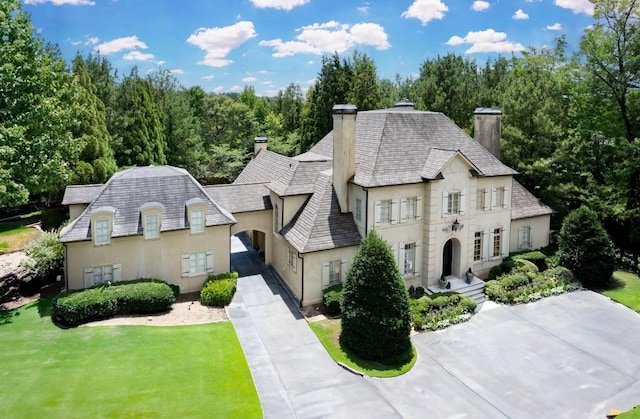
[229,85,243,92]
[547,22,562,30]
[213,86,225,93]
[187,21,257,67]
[513,9,529,19]
[472,1,490,12]
[554,0,594,15]
[169,68,184,75]
[242,76,257,83]
[357,6,370,14]
[202,74,215,80]
[307,60,314,64]
[123,51,155,61]
[250,0,309,10]
[259,21,390,57]
[70,39,82,46]
[446,28,525,54]
[95,36,148,55]
[86,36,99,45]
[257,70,268,74]
[156,60,166,66]
[401,0,448,26]
[263,80,273,85]
[305,78,317,84]
[24,0,95,5]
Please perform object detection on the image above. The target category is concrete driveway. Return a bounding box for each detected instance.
[228,236,640,418]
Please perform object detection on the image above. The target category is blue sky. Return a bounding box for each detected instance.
[23,0,596,96]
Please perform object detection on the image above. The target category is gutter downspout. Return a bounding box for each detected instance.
[299,254,304,308]
[63,243,69,291]
[364,187,369,235]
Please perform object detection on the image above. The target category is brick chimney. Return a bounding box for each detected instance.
[473,108,502,158]
[254,137,267,156]
[332,104,357,213]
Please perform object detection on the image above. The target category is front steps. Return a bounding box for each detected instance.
[426,275,486,305]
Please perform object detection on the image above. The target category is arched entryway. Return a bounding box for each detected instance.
[442,238,461,277]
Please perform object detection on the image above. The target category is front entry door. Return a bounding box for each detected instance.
[443,239,453,276]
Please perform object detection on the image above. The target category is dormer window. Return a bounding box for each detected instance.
[95,219,110,245]
[191,209,204,234]
[145,214,159,239]
[186,198,207,235]
[90,206,115,246]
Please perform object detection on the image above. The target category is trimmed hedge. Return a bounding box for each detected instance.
[410,292,477,331]
[513,251,547,271]
[322,284,343,315]
[200,272,238,307]
[485,265,574,304]
[53,279,177,327]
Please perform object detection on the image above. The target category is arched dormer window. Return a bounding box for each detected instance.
[186,198,207,235]
[140,202,163,240]
[90,206,116,246]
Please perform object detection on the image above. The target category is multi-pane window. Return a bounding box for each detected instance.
[476,189,486,211]
[190,252,207,274]
[92,265,113,285]
[496,187,505,208]
[145,214,159,239]
[288,247,297,272]
[355,198,362,222]
[474,231,483,261]
[492,228,502,257]
[520,226,532,249]
[95,219,110,245]
[329,260,342,285]
[191,209,204,234]
[448,192,460,215]
[379,200,391,224]
[406,197,417,221]
[404,243,416,276]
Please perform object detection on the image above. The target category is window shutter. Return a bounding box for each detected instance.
[400,198,407,223]
[341,259,348,282]
[501,227,509,257]
[414,240,422,276]
[374,200,381,226]
[491,188,497,210]
[181,254,190,277]
[503,188,510,208]
[322,261,330,287]
[206,251,215,273]
[483,228,490,261]
[483,189,490,211]
[113,264,122,282]
[529,226,534,248]
[416,196,423,221]
[518,227,524,250]
[391,199,399,224]
[83,268,93,288]
[442,191,449,217]
[460,189,466,215]
[398,242,405,275]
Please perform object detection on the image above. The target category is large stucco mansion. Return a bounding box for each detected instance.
[60,102,552,306]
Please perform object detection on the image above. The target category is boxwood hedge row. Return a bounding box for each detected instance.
[200,272,238,307]
[52,279,177,327]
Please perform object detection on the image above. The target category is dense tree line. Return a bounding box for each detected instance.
[1,0,638,267]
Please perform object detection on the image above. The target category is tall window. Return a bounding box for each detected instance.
[496,187,505,208]
[379,200,391,224]
[355,198,362,222]
[520,226,532,249]
[95,219,110,245]
[329,260,342,285]
[288,247,297,273]
[448,192,460,215]
[474,231,483,261]
[145,214,159,239]
[404,243,416,275]
[476,189,486,211]
[492,228,502,257]
[182,251,213,276]
[406,197,417,221]
[191,209,204,234]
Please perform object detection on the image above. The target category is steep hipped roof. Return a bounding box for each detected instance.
[61,184,104,205]
[60,166,235,243]
[511,180,554,220]
[306,109,517,187]
[205,183,272,213]
[281,171,362,253]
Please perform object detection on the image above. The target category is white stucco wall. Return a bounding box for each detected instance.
[509,215,552,253]
[301,246,358,306]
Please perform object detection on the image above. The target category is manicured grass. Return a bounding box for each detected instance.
[0,299,261,418]
[601,271,640,312]
[618,406,640,418]
[308,318,416,378]
[0,220,41,254]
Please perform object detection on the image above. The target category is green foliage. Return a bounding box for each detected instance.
[340,231,412,365]
[52,279,176,326]
[513,251,548,271]
[485,265,574,304]
[557,206,616,288]
[408,285,426,299]
[410,293,477,331]
[322,284,343,315]
[200,272,238,307]
[20,230,63,282]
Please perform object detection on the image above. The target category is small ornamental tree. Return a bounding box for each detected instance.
[340,231,412,365]
[557,206,615,288]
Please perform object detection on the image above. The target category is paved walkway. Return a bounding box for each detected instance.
[228,235,640,418]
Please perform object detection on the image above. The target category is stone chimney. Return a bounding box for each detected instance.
[254,137,267,156]
[473,108,502,158]
[332,104,357,213]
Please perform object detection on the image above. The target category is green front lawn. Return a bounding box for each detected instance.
[0,299,261,418]
[0,220,41,253]
[601,271,640,312]
[309,318,416,378]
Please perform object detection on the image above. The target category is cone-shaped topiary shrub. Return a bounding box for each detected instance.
[340,231,412,365]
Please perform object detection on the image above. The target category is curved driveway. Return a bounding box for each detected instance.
[228,236,640,418]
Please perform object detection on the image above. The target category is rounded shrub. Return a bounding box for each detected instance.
[488,265,503,281]
[322,284,343,315]
[200,272,238,307]
[513,251,547,271]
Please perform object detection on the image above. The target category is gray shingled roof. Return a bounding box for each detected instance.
[281,171,362,253]
[306,109,517,187]
[60,166,235,243]
[204,183,272,213]
[61,184,104,205]
[511,180,554,220]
